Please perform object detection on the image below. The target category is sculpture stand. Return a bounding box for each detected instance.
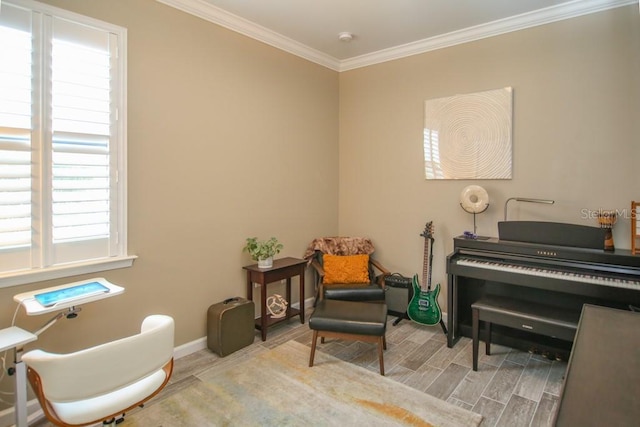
[460,203,489,236]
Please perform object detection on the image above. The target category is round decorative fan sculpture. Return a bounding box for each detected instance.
[460,185,489,236]
[266,294,288,318]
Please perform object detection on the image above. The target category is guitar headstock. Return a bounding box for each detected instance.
[420,221,434,240]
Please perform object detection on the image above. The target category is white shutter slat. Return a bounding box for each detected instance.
[51,22,112,245]
[0,6,32,251]
[0,25,31,130]
[0,1,127,278]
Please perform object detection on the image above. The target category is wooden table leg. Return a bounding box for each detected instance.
[260,279,267,341]
[246,272,253,302]
[299,267,305,323]
[285,278,292,318]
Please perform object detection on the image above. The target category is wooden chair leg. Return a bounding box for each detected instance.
[377,336,385,376]
[383,335,387,350]
[309,330,318,367]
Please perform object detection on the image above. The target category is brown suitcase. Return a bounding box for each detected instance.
[207,297,255,357]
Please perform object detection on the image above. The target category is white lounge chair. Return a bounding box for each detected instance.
[22,314,174,426]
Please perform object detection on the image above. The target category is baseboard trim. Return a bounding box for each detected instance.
[174,296,316,360]
[174,303,446,359]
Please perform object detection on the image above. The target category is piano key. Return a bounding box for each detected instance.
[456,258,640,290]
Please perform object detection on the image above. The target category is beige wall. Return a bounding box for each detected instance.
[0,0,638,411]
[338,5,640,304]
[0,0,338,405]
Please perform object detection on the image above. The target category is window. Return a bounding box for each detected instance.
[0,1,133,286]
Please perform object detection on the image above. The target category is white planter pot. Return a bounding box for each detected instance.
[257,257,273,269]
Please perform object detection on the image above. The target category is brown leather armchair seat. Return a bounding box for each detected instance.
[303,237,390,303]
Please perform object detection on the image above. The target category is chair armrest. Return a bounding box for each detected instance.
[370,258,390,286]
[310,258,325,277]
[309,258,326,300]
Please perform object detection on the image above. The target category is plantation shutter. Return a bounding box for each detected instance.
[50,17,114,264]
[0,2,126,277]
[0,4,33,271]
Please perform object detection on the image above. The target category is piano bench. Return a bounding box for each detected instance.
[471,295,580,371]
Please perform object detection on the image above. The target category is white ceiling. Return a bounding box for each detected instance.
[157,0,636,71]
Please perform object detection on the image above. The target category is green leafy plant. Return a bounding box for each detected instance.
[243,237,283,261]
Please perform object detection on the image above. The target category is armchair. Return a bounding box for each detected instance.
[22,314,174,427]
[303,237,390,302]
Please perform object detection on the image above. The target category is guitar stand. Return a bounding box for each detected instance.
[392,311,448,335]
[438,318,447,335]
[392,313,409,326]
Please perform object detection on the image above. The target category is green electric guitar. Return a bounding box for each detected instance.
[407,221,443,326]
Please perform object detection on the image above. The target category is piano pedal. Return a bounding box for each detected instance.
[541,350,551,360]
[529,347,546,356]
[555,353,564,362]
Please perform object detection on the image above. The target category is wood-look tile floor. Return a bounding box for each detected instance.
[32,312,567,427]
[169,313,566,427]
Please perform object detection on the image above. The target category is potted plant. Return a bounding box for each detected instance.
[243,237,283,268]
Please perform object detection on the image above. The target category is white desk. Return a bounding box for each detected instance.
[4,277,124,427]
[14,277,124,316]
[0,327,37,353]
[0,327,37,427]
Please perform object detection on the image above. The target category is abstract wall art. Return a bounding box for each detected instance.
[423,87,513,180]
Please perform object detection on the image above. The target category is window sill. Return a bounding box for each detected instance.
[0,256,138,288]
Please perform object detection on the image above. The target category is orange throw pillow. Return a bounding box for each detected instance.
[322,254,370,284]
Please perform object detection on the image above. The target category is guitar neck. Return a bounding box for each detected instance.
[420,222,435,292]
[426,238,434,290]
[422,237,431,290]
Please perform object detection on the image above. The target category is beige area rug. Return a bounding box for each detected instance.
[126,340,483,426]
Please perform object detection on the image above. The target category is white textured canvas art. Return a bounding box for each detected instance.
[424,87,513,180]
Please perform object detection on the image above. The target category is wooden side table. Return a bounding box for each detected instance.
[243,257,306,341]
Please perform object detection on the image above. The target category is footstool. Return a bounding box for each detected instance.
[308,299,388,375]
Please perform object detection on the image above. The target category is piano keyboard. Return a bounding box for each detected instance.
[457,258,640,290]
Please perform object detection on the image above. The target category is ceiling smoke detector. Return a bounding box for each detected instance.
[338,32,354,42]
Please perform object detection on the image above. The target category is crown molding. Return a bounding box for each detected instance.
[155,0,341,70]
[339,0,637,71]
[157,0,636,73]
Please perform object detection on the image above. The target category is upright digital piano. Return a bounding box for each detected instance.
[446,221,640,356]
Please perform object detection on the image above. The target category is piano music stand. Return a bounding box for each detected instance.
[3,278,124,427]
